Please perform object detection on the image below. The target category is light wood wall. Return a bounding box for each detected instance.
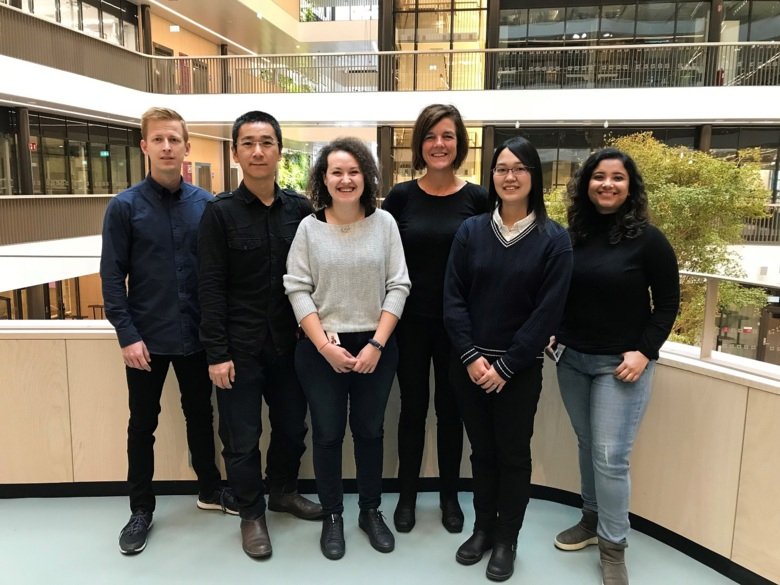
[0,334,778,582]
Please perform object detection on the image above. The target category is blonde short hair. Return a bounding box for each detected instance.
[141,107,189,142]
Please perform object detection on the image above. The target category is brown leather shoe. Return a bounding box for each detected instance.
[268,491,324,520]
[240,515,272,559]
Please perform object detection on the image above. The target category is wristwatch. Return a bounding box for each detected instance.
[367,338,384,352]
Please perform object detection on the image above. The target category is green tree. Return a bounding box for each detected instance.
[547,132,769,345]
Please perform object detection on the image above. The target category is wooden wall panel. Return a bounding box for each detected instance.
[631,365,747,556]
[68,339,211,482]
[0,340,73,483]
[732,388,780,583]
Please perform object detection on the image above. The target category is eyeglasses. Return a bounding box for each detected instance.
[492,166,533,177]
[238,139,278,150]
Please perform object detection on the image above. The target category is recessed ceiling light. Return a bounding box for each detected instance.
[169,24,180,32]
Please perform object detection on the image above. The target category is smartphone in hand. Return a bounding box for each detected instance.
[544,339,566,363]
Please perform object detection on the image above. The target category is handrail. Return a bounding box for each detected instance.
[2,4,779,94]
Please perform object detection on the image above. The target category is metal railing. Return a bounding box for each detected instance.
[0,195,111,246]
[742,204,780,245]
[680,271,780,369]
[2,3,779,95]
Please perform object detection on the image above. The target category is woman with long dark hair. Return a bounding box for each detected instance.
[444,136,572,581]
[284,137,410,561]
[553,148,679,585]
[383,104,488,534]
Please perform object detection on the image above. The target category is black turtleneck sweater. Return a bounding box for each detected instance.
[556,215,680,360]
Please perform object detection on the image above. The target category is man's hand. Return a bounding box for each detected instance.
[122,340,151,371]
[209,361,236,389]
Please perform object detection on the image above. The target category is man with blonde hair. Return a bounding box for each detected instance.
[101,107,236,555]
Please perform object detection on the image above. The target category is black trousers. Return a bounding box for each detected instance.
[126,351,221,513]
[216,348,308,520]
[395,314,464,498]
[451,357,543,545]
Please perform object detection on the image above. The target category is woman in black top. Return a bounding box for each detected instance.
[553,148,679,585]
[383,104,488,534]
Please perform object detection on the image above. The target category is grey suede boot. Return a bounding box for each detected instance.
[598,537,628,585]
[554,509,598,551]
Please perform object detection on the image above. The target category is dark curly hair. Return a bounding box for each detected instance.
[566,148,648,245]
[487,136,549,226]
[411,104,469,171]
[308,137,380,213]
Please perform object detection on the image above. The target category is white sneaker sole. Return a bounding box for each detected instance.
[118,520,153,555]
[197,499,239,516]
[554,535,598,551]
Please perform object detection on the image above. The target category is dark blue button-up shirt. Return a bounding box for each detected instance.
[100,175,213,355]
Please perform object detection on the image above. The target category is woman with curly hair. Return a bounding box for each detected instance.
[552,148,679,585]
[383,104,488,534]
[284,137,410,561]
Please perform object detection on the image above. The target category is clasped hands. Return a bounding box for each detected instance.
[320,342,380,374]
[467,356,506,393]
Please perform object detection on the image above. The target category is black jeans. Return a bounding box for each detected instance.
[216,348,308,520]
[295,333,398,515]
[396,314,463,498]
[451,357,543,545]
[126,351,220,513]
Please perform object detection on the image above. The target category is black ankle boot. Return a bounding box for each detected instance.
[440,495,464,533]
[486,542,516,582]
[393,496,416,533]
[456,530,493,565]
[320,514,345,560]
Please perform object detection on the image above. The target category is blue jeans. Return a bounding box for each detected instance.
[295,332,398,515]
[556,347,655,544]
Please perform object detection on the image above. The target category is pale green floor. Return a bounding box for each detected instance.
[0,493,736,585]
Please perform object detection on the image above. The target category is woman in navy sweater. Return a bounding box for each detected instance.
[443,137,572,581]
[553,149,679,585]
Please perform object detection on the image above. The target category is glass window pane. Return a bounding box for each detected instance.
[67,119,89,142]
[110,145,129,191]
[676,2,709,42]
[499,8,527,47]
[32,0,57,21]
[565,6,599,45]
[128,145,143,185]
[527,7,565,46]
[102,10,121,45]
[750,1,780,41]
[600,4,636,43]
[40,115,66,139]
[123,21,138,51]
[42,137,68,194]
[395,11,416,45]
[89,143,110,193]
[0,131,18,195]
[82,2,100,38]
[69,140,88,194]
[723,1,750,42]
[59,0,79,28]
[394,0,417,11]
[636,2,676,44]
[417,11,451,44]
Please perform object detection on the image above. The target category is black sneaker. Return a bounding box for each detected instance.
[197,486,239,515]
[119,510,153,555]
[320,514,346,560]
[358,509,395,553]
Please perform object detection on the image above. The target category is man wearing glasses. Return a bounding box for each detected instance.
[198,111,322,559]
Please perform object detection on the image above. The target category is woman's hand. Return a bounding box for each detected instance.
[475,365,507,394]
[320,343,357,374]
[353,344,381,374]
[615,351,649,383]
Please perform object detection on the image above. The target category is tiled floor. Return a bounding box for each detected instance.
[0,493,737,585]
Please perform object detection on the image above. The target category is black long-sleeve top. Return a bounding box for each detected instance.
[197,182,313,365]
[556,215,680,360]
[100,175,211,355]
[443,213,573,381]
[383,180,488,319]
